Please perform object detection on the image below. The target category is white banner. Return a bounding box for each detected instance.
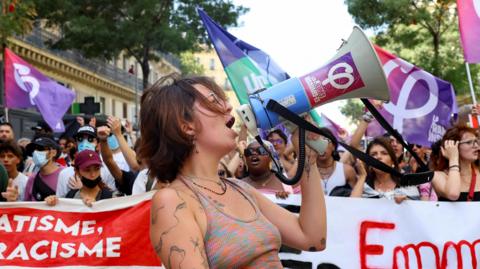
[268,194,480,269]
[1,192,477,268]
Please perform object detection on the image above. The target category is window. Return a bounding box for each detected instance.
[122,55,127,70]
[112,99,116,116]
[209,58,215,70]
[100,97,106,114]
[123,103,128,119]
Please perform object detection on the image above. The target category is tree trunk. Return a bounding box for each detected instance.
[432,32,440,76]
[140,46,151,90]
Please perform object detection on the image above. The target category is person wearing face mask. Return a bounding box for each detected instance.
[45,150,113,207]
[23,136,63,201]
[55,126,118,198]
[105,116,131,172]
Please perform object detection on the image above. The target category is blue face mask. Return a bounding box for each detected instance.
[78,141,96,152]
[107,135,120,150]
[32,150,49,167]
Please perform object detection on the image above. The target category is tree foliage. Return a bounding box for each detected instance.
[344,0,478,98]
[179,51,205,75]
[33,0,248,89]
[340,99,364,125]
[341,0,479,123]
[0,0,36,46]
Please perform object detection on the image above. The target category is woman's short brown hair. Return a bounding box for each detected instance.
[138,74,227,183]
[436,125,479,171]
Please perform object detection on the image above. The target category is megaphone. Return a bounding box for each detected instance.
[237,26,389,134]
[236,26,390,185]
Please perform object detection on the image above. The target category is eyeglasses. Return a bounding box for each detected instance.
[218,170,226,177]
[77,136,95,143]
[208,92,224,107]
[244,147,269,157]
[268,138,284,146]
[459,138,480,147]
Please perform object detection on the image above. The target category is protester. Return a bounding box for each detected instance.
[0,122,15,143]
[106,116,136,172]
[23,136,63,201]
[31,121,53,138]
[351,136,420,202]
[0,164,19,202]
[140,75,326,268]
[242,140,289,196]
[0,142,28,201]
[57,136,75,167]
[432,125,480,201]
[45,150,113,207]
[267,129,295,175]
[313,128,357,196]
[56,125,118,197]
[97,125,137,195]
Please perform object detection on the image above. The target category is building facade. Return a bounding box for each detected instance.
[4,26,180,138]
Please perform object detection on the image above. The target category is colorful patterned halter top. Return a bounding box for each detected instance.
[180,177,283,269]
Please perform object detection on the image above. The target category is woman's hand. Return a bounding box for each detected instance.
[1,179,18,201]
[45,195,58,206]
[82,196,95,207]
[275,190,290,199]
[440,140,459,161]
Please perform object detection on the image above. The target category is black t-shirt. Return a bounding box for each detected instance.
[114,170,138,196]
[66,188,113,200]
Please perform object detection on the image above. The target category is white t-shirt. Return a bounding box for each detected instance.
[13,172,28,201]
[132,169,156,195]
[113,151,130,172]
[55,166,117,198]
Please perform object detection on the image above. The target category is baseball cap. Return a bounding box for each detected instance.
[31,122,53,133]
[76,125,97,138]
[74,150,102,170]
[26,136,60,155]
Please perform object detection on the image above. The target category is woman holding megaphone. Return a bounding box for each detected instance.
[139,75,327,268]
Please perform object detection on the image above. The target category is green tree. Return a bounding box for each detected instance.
[344,0,478,97]
[0,0,36,45]
[33,0,248,89]
[340,99,364,125]
[179,50,205,75]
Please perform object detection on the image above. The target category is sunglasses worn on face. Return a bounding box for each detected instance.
[77,136,95,143]
[268,138,284,146]
[244,147,269,157]
[459,138,480,147]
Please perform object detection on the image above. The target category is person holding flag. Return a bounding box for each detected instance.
[140,75,326,268]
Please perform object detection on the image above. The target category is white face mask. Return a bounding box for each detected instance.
[32,150,49,167]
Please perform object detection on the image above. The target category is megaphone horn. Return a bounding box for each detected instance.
[241,26,390,131]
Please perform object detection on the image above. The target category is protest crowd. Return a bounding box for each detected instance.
[1,2,480,268]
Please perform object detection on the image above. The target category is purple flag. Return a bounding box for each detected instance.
[4,48,76,132]
[367,46,457,146]
[458,0,480,63]
[320,113,349,141]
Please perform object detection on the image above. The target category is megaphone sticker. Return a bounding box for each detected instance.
[300,52,365,106]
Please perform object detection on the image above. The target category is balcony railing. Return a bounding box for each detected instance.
[16,26,181,91]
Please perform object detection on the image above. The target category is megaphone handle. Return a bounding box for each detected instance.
[270,128,306,186]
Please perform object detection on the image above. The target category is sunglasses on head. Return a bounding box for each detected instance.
[77,136,95,143]
[244,147,269,157]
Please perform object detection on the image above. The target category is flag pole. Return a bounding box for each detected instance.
[465,62,478,105]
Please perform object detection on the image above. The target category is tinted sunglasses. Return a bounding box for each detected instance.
[77,136,95,143]
[268,138,284,146]
[244,147,269,157]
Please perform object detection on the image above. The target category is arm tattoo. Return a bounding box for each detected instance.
[151,205,165,225]
[190,237,209,269]
[168,245,186,269]
[154,191,187,256]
